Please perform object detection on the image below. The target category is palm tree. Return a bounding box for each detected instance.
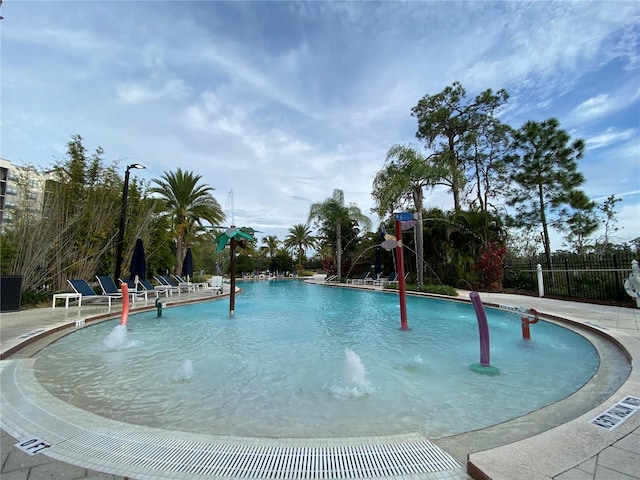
[372,144,443,286]
[284,224,316,271]
[149,168,225,273]
[260,235,280,258]
[308,189,372,280]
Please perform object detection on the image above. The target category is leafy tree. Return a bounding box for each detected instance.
[284,223,316,271]
[595,194,622,254]
[271,251,295,273]
[411,81,509,210]
[235,254,255,276]
[466,119,513,211]
[372,143,443,285]
[260,235,281,258]
[149,168,225,274]
[308,189,372,280]
[505,118,592,268]
[563,211,598,254]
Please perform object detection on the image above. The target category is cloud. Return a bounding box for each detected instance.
[585,128,637,150]
[569,78,640,122]
[2,0,639,248]
[116,79,190,105]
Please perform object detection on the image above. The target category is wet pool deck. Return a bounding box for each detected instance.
[1,277,638,480]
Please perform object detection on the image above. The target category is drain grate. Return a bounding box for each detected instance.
[1,360,462,479]
[60,429,460,478]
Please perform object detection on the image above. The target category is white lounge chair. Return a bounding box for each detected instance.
[204,276,224,294]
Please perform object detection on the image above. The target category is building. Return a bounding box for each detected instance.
[0,158,56,234]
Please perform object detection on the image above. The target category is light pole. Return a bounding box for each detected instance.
[114,163,145,283]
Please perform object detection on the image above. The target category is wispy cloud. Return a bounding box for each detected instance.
[585,128,637,150]
[116,79,190,105]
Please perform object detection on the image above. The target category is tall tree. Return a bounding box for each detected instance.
[372,144,443,286]
[149,168,225,273]
[563,211,598,254]
[505,118,592,267]
[284,224,316,271]
[596,194,622,254]
[466,119,513,211]
[260,235,281,258]
[308,189,372,280]
[411,82,509,210]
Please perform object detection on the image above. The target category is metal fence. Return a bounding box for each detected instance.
[503,252,638,304]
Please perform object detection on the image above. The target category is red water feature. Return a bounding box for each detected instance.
[120,282,129,325]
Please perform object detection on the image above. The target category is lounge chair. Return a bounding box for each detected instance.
[156,275,195,293]
[119,278,156,302]
[138,278,173,297]
[388,272,408,286]
[97,275,148,303]
[204,275,224,294]
[172,274,207,291]
[347,271,370,285]
[67,279,119,307]
[364,273,381,285]
[374,272,398,287]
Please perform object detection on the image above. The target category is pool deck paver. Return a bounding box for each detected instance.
[0,276,639,480]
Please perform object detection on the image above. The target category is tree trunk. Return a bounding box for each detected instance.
[175,237,184,275]
[538,184,552,270]
[452,187,461,211]
[413,188,425,286]
[336,221,342,280]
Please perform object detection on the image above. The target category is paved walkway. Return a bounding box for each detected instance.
[1,279,639,479]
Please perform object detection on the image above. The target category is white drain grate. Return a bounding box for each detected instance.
[1,360,462,479]
[59,428,460,478]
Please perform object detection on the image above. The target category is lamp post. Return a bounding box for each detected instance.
[114,163,145,283]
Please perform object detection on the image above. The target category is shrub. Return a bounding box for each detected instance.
[474,242,507,291]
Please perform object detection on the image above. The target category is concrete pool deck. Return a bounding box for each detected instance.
[1,278,638,479]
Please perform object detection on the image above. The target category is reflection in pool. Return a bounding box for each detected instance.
[35,281,599,438]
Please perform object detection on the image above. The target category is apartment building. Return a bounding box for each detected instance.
[0,158,55,234]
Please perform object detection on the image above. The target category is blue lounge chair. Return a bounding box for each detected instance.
[346,271,370,285]
[364,273,381,285]
[120,278,157,302]
[97,275,148,303]
[67,279,119,307]
[374,272,398,287]
[172,274,207,290]
[138,278,173,297]
[156,275,195,293]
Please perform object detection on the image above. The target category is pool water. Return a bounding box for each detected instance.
[34,281,599,438]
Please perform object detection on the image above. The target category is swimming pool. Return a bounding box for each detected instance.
[34,281,600,438]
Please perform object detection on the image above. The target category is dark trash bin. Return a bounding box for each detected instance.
[0,276,23,312]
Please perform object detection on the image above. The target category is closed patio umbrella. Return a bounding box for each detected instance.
[129,238,147,283]
[181,246,194,281]
[374,226,384,280]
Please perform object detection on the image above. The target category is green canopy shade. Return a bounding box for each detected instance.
[216,226,258,253]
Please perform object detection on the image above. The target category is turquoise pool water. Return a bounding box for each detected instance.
[34,281,599,438]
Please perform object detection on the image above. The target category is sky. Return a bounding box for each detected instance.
[2,0,639,252]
